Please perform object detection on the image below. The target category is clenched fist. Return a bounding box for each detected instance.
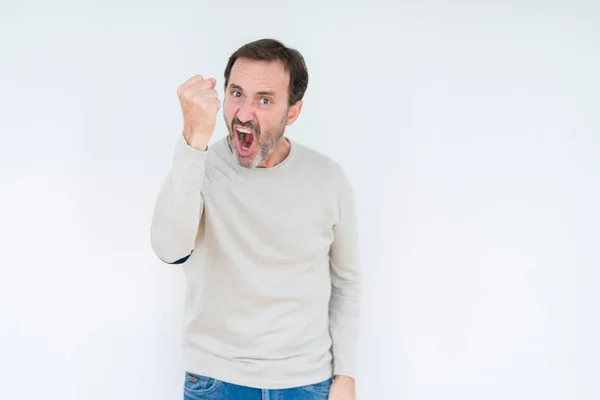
[177,75,221,151]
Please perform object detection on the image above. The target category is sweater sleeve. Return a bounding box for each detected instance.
[150,135,208,264]
[328,167,362,379]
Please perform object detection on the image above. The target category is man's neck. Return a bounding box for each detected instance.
[258,137,291,168]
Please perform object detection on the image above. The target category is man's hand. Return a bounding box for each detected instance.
[177,75,221,151]
[328,375,356,400]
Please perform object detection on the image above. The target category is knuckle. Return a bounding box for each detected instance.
[196,79,212,89]
[188,74,203,84]
[191,94,205,105]
[181,89,194,102]
[199,100,213,110]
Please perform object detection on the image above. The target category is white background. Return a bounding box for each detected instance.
[1,1,599,399]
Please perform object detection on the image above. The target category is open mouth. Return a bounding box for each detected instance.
[234,125,256,156]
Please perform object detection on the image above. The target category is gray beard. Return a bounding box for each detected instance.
[226,116,287,169]
[227,133,284,169]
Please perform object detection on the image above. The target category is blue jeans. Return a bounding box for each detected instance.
[183,371,333,399]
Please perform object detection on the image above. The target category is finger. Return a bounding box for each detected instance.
[189,78,216,91]
[192,96,220,112]
[203,89,219,98]
[206,97,221,112]
[178,75,204,97]
[181,74,204,87]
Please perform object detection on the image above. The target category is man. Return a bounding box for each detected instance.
[150,38,361,400]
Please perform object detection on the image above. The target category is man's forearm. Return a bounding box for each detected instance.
[150,136,208,263]
[328,166,362,379]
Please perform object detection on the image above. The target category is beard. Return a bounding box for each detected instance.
[226,113,287,169]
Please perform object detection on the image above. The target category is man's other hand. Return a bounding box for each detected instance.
[328,375,356,400]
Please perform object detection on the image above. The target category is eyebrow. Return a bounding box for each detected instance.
[229,83,275,97]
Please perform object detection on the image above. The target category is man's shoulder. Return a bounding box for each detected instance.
[291,139,346,178]
[291,140,355,205]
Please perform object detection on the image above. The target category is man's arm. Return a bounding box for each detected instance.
[150,74,220,264]
[150,136,208,264]
[328,167,362,381]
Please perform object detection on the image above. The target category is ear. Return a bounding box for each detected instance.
[285,100,303,126]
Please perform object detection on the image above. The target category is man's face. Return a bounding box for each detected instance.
[223,58,298,168]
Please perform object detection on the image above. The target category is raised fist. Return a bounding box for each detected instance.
[177,75,221,150]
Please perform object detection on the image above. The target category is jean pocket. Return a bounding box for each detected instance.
[183,371,219,396]
[302,377,333,397]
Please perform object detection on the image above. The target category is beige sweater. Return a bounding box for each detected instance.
[150,135,361,389]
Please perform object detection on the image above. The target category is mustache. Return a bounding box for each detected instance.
[232,117,259,134]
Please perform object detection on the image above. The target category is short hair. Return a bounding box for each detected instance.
[224,38,309,107]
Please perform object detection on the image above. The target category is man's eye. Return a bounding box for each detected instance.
[260,98,270,105]
[232,91,241,97]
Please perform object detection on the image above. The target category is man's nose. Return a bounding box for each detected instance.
[236,98,255,123]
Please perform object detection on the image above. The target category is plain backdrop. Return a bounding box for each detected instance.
[1,1,599,399]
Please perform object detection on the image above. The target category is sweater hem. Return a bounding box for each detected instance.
[182,350,334,390]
